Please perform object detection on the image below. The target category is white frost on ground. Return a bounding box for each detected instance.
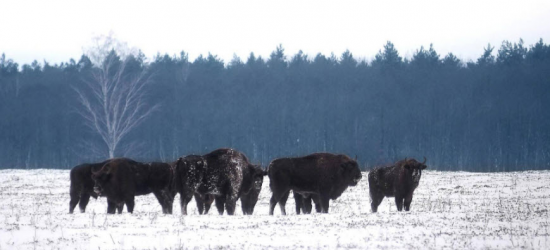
[1,169,549,249]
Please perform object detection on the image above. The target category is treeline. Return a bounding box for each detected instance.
[1,39,549,171]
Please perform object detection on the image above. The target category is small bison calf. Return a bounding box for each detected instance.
[368,157,427,212]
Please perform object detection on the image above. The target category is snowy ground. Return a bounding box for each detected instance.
[0,169,549,249]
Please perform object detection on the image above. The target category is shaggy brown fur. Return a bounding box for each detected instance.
[197,148,266,215]
[239,164,267,215]
[69,160,118,213]
[92,158,175,214]
[368,158,427,212]
[268,153,362,215]
[173,155,209,215]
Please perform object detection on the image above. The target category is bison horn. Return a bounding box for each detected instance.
[105,164,114,174]
[422,157,427,164]
[92,163,109,175]
[354,155,357,161]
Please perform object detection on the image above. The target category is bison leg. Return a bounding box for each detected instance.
[269,196,277,215]
[153,191,169,214]
[242,192,259,215]
[125,197,135,214]
[293,192,303,214]
[404,193,414,211]
[395,195,404,212]
[180,193,193,215]
[215,196,225,215]
[163,190,175,214]
[116,203,124,214]
[204,195,214,214]
[278,190,290,215]
[78,193,91,213]
[312,195,322,213]
[247,199,257,215]
[161,193,174,214]
[107,200,117,214]
[319,194,330,213]
[69,183,82,214]
[225,198,237,216]
[166,198,174,214]
[241,194,251,215]
[69,193,79,214]
[225,184,240,216]
[303,195,314,214]
[370,193,384,213]
[194,193,206,215]
[269,189,290,215]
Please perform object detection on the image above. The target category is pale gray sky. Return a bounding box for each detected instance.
[2,0,550,65]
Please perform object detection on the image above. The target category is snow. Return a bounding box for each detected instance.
[1,169,549,249]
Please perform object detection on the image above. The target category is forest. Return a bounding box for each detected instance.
[0,39,549,171]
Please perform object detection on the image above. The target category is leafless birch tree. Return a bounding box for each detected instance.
[74,34,159,158]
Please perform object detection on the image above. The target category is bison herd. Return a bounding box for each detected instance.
[69,148,428,215]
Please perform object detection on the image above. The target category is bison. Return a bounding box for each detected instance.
[197,164,265,215]
[69,160,122,213]
[92,158,175,214]
[368,157,427,212]
[196,148,265,215]
[173,154,211,215]
[239,164,267,215]
[268,153,362,215]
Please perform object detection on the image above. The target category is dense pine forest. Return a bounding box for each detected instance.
[1,39,549,171]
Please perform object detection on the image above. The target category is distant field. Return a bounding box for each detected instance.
[0,169,549,249]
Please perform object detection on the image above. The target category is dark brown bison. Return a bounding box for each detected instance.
[197,148,265,215]
[69,160,122,213]
[268,153,362,215]
[294,193,321,214]
[368,157,427,212]
[92,158,175,214]
[238,164,267,215]
[173,155,211,215]
[206,164,265,215]
[200,164,266,215]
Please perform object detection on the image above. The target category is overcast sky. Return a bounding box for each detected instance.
[2,0,550,66]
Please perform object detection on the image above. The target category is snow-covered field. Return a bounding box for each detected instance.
[1,169,549,249]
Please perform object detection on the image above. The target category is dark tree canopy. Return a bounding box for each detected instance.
[1,39,549,171]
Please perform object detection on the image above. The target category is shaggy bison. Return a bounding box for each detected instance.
[239,164,267,215]
[268,153,362,215]
[69,160,121,213]
[173,155,210,215]
[92,158,175,214]
[368,157,427,212]
[197,148,265,215]
[199,164,265,215]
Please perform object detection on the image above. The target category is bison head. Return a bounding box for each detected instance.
[91,163,113,196]
[403,157,427,183]
[242,164,267,193]
[341,158,362,186]
[251,164,267,190]
[177,155,206,170]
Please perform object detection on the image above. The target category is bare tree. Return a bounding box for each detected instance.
[74,34,159,158]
